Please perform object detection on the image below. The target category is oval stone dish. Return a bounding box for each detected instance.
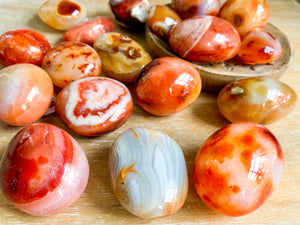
[146,23,294,93]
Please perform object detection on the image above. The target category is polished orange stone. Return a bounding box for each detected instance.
[0,64,53,126]
[135,57,201,116]
[238,28,282,64]
[169,15,241,63]
[0,123,89,216]
[219,0,269,37]
[193,122,284,216]
[0,29,50,67]
[63,17,114,46]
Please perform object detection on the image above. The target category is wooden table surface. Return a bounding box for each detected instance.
[0,0,299,224]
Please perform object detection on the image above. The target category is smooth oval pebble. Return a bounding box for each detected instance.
[38,0,87,30]
[109,127,188,218]
[0,123,89,216]
[55,77,133,136]
[0,63,53,126]
[134,57,202,116]
[63,17,115,46]
[94,32,152,83]
[219,0,269,37]
[217,77,297,124]
[193,122,284,216]
[42,41,101,88]
[168,15,241,63]
[0,29,51,67]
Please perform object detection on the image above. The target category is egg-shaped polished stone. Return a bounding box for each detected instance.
[38,0,87,30]
[193,122,284,216]
[0,29,51,67]
[109,127,188,218]
[0,123,89,216]
[94,32,152,83]
[0,64,53,126]
[217,78,297,124]
[42,41,101,88]
[55,77,133,136]
[169,15,241,63]
[135,57,201,116]
[219,0,269,38]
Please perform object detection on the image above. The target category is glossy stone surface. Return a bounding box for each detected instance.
[109,127,188,218]
[55,77,133,136]
[147,5,181,39]
[171,0,221,19]
[219,0,270,37]
[63,17,115,46]
[38,0,87,30]
[93,32,152,83]
[109,0,150,29]
[0,123,89,216]
[217,78,297,124]
[238,28,282,65]
[169,15,241,63]
[135,57,201,116]
[193,122,284,217]
[0,64,53,126]
[42,41,101,88]
[0,29,51,67]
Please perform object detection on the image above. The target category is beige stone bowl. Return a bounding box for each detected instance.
[145,23,294,93]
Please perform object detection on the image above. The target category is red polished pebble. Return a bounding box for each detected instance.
[169,15,241,63]
[0,29,51,66]
[0,63,53,126]
[135,57,201,116]
[63,17,115,46]
[238,28,282,65]
[0,123,89,216]
[42,41,101,88]
[219,0,269,37]
[193,122,284,217]
[55,77,133,136]
[171,0,221,19]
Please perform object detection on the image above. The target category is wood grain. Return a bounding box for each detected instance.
[0,0,300,224]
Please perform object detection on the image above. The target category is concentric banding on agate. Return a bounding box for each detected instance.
[64,77,132,127]
[109,127,188,218]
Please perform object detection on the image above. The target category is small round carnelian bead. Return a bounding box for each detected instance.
[135,57,201,116]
